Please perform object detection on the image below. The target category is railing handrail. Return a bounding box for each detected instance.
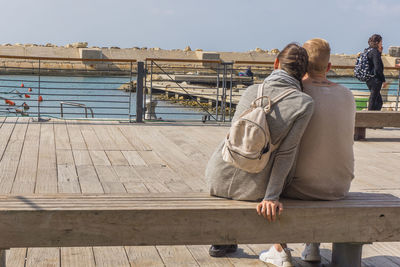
[146,58,222,64]
[234,60,400,71]
[234,60,274,65]
[0,55,137,63]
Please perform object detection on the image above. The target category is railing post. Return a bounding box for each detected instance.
[229,62,233,121]
[136,61,144,123]
[128,62,133,121]
[216,65,220,121]
[396,69,399,111]
[38,59,41,120]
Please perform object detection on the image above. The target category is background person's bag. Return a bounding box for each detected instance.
[354,48,373,82]
[222,83,295,173]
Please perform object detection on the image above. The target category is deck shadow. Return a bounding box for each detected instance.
[226,247,259,259]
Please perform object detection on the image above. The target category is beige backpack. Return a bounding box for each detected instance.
[222,83,296,173]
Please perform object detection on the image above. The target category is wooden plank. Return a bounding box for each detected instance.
[165,181,193,193]
[66,122,87,150]
[89,150,111,166]
[186,245,234,267]
[60,247,95,267]
[92,247,130,267]
[105,150,129,166]
[58,151,92,267]
[72,150,92,166]
[112,166,143,183]
[95,165,126,193]
[54,122,71,150]
[106,125,135,151]
[0,118,28,193]
[123,182,149,193]
[80,126,103,150]
[117,125,152,151]
[0,193,397,247]
[0,117,17,161]
[144,182,172,193]
[28,121,59,267]
[137,150,166,166]
[131,127,206,189]
[156,246,199,267]
[76,165,104,194]
[121,151,147,166]
[361,243,400,267]
[90,124,118,151]
[134,165,180,183]
[6,248,27,267]
[57,164,81,193]
[224,245,267,267]
[160,126,211,164]
[355,111,400,127]
[11,123,40,194]
[56,149,74,165]
[125,246,164,267]
[26,248,59,267]
[35,123,57,193]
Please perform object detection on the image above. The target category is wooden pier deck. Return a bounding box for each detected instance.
[0,117,399,267]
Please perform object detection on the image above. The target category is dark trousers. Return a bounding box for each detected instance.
[366,78,383,111]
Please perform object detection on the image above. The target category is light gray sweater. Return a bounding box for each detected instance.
[205,70,314,201]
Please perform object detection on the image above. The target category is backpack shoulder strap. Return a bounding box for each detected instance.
[256,83,264,107]
[271,89,297,104]
[257,82,264,98]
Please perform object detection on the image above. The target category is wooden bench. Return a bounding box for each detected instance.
[354,111,400,140]
[0,192,399,267]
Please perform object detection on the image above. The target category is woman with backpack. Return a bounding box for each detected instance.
[366,34,387,110]
[205,43,314,266]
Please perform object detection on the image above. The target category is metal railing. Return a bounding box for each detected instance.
[60,102,94,118]
[144,58,249,122]
[0,55,398,122]
[234,61,400,111]
[0,55,137,121]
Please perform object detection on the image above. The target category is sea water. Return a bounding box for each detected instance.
[0,75,398,121]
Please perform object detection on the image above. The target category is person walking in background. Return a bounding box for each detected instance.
[366,34,387,110]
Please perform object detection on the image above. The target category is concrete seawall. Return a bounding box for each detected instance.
[0,45,398,77]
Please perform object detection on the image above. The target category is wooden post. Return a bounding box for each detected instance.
[354,127,366,141]
[331,243,363,267]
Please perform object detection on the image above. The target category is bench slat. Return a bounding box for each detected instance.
[0,192,398,247]
[355,111,400,128]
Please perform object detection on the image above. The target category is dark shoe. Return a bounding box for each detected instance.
[209,244,238,257]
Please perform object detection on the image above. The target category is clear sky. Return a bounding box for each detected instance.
[1,0,399,54]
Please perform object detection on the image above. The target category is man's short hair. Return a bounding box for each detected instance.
[303,38,331,74]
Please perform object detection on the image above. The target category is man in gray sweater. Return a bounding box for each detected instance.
[282,38,356,262]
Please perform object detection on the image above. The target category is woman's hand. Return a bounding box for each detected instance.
[256,200,283,222]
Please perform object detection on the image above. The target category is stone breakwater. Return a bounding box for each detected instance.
[0,43,398,77]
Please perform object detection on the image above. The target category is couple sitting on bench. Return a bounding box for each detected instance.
[205,38,356,266]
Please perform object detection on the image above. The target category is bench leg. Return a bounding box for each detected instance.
[354,127,366,141]
[331,243,363,267]
[0,249,6,267]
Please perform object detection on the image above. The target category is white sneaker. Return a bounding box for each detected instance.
[259,246,294,267]
[301,243,321,262]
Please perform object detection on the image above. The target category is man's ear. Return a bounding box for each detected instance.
[274,58,280,70]
[326,62,331,73]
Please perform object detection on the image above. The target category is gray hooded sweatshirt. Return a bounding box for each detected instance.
[205,70,314,201]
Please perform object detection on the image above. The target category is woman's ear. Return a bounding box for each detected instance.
[274,58,280,70]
